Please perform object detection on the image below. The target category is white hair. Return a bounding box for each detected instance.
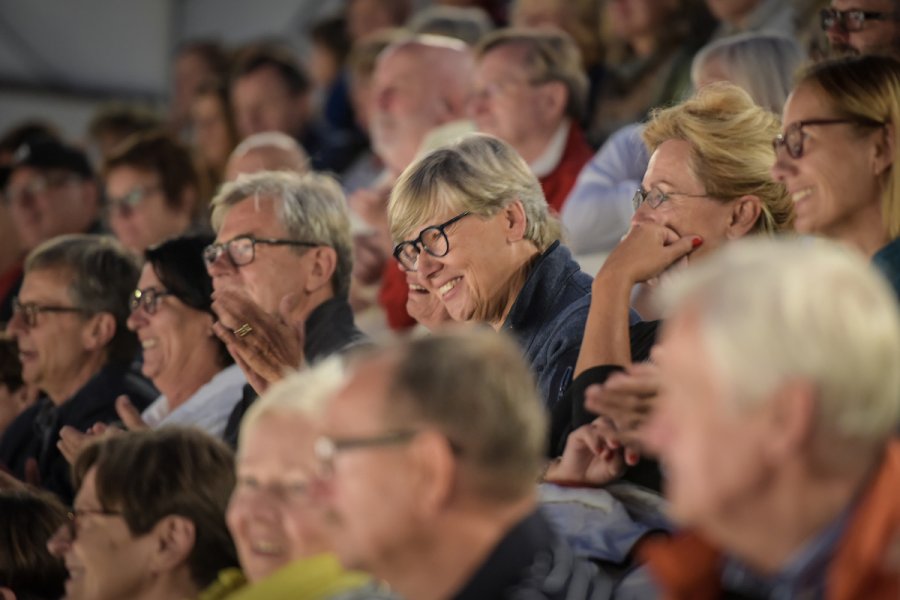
[691,32,804,114]
[659,237,900,443]
[237,356,346,452]
[228,131,310,173]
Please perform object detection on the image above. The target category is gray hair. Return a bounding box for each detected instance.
[659,237,900,451]
[691,32,805,114]
[407,6,494,46]
[238,356,345,453]
[210,171,353,298]
[389,133,558,249]
[360,327,547,501]
[25,234,140,366]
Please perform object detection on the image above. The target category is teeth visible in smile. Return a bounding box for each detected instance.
[251,541,282,555]
[792,188,812,203]
[141,339,158,349]
[439,277,461,296]
[409,284,427,292]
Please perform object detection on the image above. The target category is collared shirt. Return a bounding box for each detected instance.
[721,504,854,600]
[503,242,639,415]
[142,363,246,438]
[0,363,156,502]
[530,119,572,179]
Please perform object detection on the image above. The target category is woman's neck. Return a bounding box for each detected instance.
[156,348,224,410]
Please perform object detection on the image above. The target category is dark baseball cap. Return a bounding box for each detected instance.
[7,138,94,183]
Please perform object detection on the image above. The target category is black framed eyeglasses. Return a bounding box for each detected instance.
[65,507,125,538]
[820,8,899,32]
[130,287,174,315]
[203,236,319,268]
[313,430,419,478]
[773,118,885,159]
[392,211,471,272]
[12,297,90,328]
[633,187,709,211]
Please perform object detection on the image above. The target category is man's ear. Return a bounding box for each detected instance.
[148,515,196,575]
[80,180,100,214]
[725,195,762,240]
[410,429,458,519]
[304,246,338,294]
[761,379,816,462]
[503,200,529,243]
[178,186,199,218]
[81,312,116,352]
[872,123,895,177]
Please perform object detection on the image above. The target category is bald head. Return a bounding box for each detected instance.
[224,131,310,181]
[370,36,475,175]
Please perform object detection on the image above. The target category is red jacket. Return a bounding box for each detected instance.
[641,440,900,600]
[539,122,594,214]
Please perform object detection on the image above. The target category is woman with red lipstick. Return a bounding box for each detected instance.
[771,55,900,298]
[546,83,794,487]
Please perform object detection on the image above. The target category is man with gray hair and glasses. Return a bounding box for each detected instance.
[822,0,900,58]
[313,328,652,599]
[205,171,365,447]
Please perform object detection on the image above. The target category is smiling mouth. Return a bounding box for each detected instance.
[250,540,284,556]
[792,188,813,203]
[141,339,158,350]
[408,283,428,294]
[439,277,462,297]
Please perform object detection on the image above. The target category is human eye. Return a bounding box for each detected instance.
[236,474,259,489]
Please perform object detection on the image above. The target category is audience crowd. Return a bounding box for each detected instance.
[1,0,900,598]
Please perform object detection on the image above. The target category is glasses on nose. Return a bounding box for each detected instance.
[313,430,419,479]
[203,235,319,269]
[772,118,886,159]
[130,287,174,315]
[106,185,161,217]
[632,188,709,211]
[12,297,90,328]
[4,173,79,207]
[65,507,125,538]
[392,212,471,272]
[820,8,899,31]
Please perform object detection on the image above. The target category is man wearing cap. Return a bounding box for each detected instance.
[1,138,101,323]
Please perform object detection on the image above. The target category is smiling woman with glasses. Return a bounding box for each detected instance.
[388,133,598,424]
[121,235,245,439]
[771,55,900,298]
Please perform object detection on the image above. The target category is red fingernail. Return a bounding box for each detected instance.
[692,237,703,248]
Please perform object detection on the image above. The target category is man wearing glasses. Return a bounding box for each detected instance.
[0,138,102,324]
[205,170,365,447]
[314,329,649,599]
[0,235,155,502]
[822,0,900,58]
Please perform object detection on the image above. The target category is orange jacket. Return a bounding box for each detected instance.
[640,440,900,600]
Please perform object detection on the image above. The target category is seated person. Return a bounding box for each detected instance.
[0,488,69,600]
[0,235,156,502]
[224,362,395,599]
[55,235,247,462]
[641,238,900,599]
[48,428,240,599]
[547,83,794,485]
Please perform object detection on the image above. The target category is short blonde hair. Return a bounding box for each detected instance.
[660,237,900,449]
[642,82,793,235]
[210,171,353,297]
[238,357,345,452]
[797,56,900,239]
[388,133,559,248]
[475,28,588,123]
